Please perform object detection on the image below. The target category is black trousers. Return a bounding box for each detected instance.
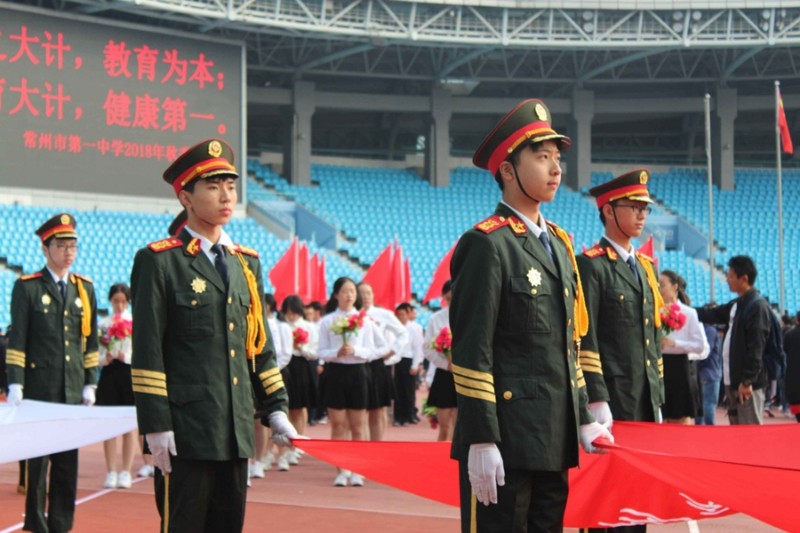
[24,449,79,533]
[393,358,416,423]
[459,460,569,533]
[154,457,248,533]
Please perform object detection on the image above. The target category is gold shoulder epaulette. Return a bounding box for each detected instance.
[72,273,93,284]
[583,245,607,259]
[148,237,182,253]
[20,272,43,281]
[234,244,259,257]
[185,238,201,256]
[474,215,508,234]
[636,251,655,263]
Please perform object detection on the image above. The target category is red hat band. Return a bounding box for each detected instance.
[487,122,558,176]
[595,184,650,208]
[173,158,237,195]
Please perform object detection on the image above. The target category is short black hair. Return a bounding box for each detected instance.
[442,279,452,296]
[396,302,413,313]
[728,255,757,286]
[306,301,323,312]
[324,277,362,314]
[264,292,277,314]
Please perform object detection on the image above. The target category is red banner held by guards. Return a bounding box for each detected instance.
[297,422,800,530]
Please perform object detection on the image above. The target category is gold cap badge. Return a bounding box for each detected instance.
[639,171,649,184]
[60,214,70,225]
[208,140,223,158]
[534,103,548,121]
[191,277,207,294]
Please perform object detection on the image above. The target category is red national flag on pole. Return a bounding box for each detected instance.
[269,237,299,306]
[362,243,395,308]
[403,258,412,303]
[391,244,407,308]
[778,89,794,155]
[423,242,456,304]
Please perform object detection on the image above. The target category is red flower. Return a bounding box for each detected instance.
[431,327,452,357]
[293,327,309,349]
[660,303,687,335]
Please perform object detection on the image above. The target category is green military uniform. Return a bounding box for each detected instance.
[577,239,663,421]
[7,213,99,533]
[450,99,594,533]
[577,170,664,533]
[131,139,288,533]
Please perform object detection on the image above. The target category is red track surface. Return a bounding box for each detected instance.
[0,405,790,532]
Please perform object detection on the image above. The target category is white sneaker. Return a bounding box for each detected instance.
[262,451,275,471]
[350,473,365,487]
[104,472,118,489]
[277,454,290,471]
[250,461,265,479]
[117,471,132,489]
[287,450,300,466]
[247,477,252,487]
[137,465,154,478]
[333,471,350,487]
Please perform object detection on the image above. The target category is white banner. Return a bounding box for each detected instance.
[0,400,137,463]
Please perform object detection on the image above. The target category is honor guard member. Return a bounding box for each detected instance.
[449,99,612,533]
[577,170,664,533]
[131,139,297,533]
[7,213,99,533]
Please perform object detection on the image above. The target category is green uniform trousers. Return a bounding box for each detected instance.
[23,449,78,533]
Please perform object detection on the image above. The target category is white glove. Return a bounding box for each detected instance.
[146,431,177,474]
[268,411,299,447]
[588,401,613,430]
[580,421,615,454]
[7,384,23,406]
[82,385,97,406]
[467,443,505,506]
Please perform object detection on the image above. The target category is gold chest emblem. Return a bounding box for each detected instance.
[191,277,207,294]
[527,267,542,288]
[75,297,82,308]
[42,294,51,305]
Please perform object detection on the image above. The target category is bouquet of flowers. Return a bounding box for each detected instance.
[329,310,366,343]
[422,397,438,430]
[100,314,133,355]
[293,327,309,350]
[660,303,687,335]
[430,327,452,359]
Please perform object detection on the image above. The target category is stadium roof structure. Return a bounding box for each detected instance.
[9,0,800,165]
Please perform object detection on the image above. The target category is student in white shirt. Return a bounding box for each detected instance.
[423,280,457,441]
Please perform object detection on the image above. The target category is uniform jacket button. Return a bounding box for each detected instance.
[503,391,512,400]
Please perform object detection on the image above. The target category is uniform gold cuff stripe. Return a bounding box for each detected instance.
[261,374,283,388]
[578,350,601,360]
[259,367,281,381]
[580,360,602,370]
[83,361,99,369]
[455,383,495,403]
[7,358,25,367]
[452,363,494,384]
[132,369,167,381]
[133,385,168,396]
[581,366,603,375]
[265,381,285,395]
[577,378,586,386]
[132,377,167,389]
[7,349,25,358]
[452,374,495,394]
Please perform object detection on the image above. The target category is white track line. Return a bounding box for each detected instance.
[0,477,149,533]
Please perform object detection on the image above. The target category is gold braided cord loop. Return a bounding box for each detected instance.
[76,277,91,352]
[640,259,664,328]
[551,226,589,341]
[236,253,267,371]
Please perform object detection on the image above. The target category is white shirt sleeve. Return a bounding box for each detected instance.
[423,310,451,371]
[663,304,710,360]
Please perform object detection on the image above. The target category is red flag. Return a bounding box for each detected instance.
[298,243,311,302]
[423,242,456,303]
[403,258,412,303]
[298,422,800,531]
[362,243,394,308]
[391,244,405,308]
[268,237,299,305]
[314,255,327,303]
[636,235,657,267]
[778,90,794,155]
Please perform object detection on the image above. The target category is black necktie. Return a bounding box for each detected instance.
[57,280,67,302]
[627,256,640,283]
[211,244,229,289]
[538,232,556,265]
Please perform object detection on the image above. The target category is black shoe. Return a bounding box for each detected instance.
[411,417,421,424]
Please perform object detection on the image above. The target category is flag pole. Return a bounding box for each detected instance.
[704,93,715,305]
[775,80,786,315]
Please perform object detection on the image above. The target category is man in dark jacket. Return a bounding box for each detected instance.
[696,256,770,425]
